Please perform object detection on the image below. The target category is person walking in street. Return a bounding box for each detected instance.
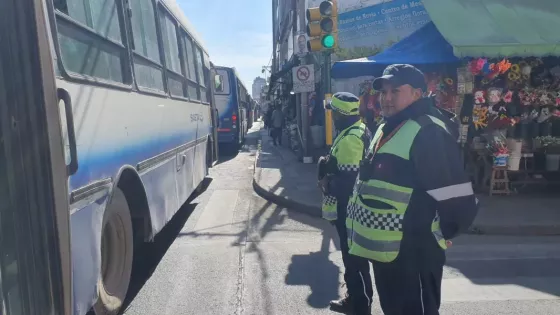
[346,64,479,315]
[271,106,284,146]
[317,92,373,314]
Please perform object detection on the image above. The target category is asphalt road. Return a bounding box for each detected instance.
[122,123,560,315]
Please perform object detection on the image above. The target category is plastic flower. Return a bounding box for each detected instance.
[482,62,491,75]
[508,71,521,81]
[496,58,512,74]
[511,64,520,73]
[469,58,486,75]
[503,90,513,103]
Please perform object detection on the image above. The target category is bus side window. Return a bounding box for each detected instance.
[54,0,129,83]
[194,47,207,103]
[128,0,165,91]
[181,34,200,100]
[159,8,186,98]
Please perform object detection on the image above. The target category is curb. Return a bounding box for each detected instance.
[251,132,560,236]
[252,139,321,218]
[467,224,560,236]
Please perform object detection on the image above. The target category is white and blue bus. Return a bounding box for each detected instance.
[4,0,220,314]
[213,66,251,146]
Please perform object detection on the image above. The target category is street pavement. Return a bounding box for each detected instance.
[122,122,560,315]
[255,126,560,236]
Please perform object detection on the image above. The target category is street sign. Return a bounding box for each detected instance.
[292,64,315,93]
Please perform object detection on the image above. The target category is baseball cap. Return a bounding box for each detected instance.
[372,64,427,92]
[325,92,360,116]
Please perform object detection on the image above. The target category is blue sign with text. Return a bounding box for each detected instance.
[334,0,431,60]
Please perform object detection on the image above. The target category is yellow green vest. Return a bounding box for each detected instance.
[346,115,449,262]
[322,121,367,221]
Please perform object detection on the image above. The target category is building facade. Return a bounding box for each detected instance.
[252,77,267,103]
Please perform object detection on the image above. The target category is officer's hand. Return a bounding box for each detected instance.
[446,240,453,248]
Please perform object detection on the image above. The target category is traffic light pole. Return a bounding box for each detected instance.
[324,51,332,94]
[299,0,312,163]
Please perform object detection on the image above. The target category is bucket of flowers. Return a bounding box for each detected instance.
[486,137,510,167]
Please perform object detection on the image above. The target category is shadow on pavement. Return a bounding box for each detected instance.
[285,229,340,308]
[445,257,560,297]
[118,177,213,315]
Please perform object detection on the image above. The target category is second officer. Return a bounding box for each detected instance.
[317,92,373,314]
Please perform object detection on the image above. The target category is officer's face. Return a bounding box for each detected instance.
[379,82,421,117]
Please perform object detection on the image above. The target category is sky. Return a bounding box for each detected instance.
[177,0,273,89]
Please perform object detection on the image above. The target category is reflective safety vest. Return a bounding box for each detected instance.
[346,114,449,262]
[322,121,367,221]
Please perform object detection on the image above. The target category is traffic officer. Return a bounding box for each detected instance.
[346,64,479,315]
[317,92,373,314]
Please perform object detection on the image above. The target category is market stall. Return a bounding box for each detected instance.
[456,57,560,194]
[332,22,462,117]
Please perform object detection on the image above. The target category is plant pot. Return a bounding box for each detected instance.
[508,155,521,171]
[546,154,560,171]
[533,138,542,151]
[493,154,508,167]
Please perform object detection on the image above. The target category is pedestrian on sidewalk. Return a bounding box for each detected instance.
[266,107,273,134]
[271,106,284,146]
[346,64,479,315]
[317,92,373,315]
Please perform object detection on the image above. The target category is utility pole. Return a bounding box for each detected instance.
[298,0,312,163]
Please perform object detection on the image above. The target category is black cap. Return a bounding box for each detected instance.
[372,64,427,92]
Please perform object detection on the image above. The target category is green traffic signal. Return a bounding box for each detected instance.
[322,34,335,48]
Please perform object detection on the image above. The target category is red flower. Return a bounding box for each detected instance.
[503,91,513,103]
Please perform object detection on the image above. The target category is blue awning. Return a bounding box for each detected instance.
[331,22,460,79]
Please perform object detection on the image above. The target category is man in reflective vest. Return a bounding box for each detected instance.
[317,92,373,314]
[346,64,479,315]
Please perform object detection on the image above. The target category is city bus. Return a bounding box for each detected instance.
[212,66,250,147]
[1,0,218,314]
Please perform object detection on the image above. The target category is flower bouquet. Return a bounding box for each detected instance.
[485,133,510,166]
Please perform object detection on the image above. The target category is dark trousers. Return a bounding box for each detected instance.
[271,127,282,145]
[334,218,373,314]
[371,254,444,315]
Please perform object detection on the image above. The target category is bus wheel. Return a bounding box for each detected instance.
[94,187,133,315]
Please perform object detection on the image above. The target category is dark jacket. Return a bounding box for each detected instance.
[381,98,478,262]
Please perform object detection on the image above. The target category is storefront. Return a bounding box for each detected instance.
[422,0,560,195]
[331,13,560,195]
[457,57,560,194]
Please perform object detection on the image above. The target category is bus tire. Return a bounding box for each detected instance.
[94,187,133,315]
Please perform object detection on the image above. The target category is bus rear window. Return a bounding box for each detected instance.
[214,69,230,95]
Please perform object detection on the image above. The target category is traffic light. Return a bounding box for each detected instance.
[306,0,338,52]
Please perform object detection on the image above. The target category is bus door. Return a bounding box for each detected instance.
[208,68,219,164]
[213,69,236,143]
[0,0,72,314]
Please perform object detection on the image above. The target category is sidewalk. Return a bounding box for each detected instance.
[253,126,560,236]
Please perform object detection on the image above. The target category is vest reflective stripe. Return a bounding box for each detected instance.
[322,195,337,220]
[432,215,448,250]
[321,121,367,221]
[346,228,401,252]
[347,114,449,262]
[357,182,412,204]
[346,203,403,262]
